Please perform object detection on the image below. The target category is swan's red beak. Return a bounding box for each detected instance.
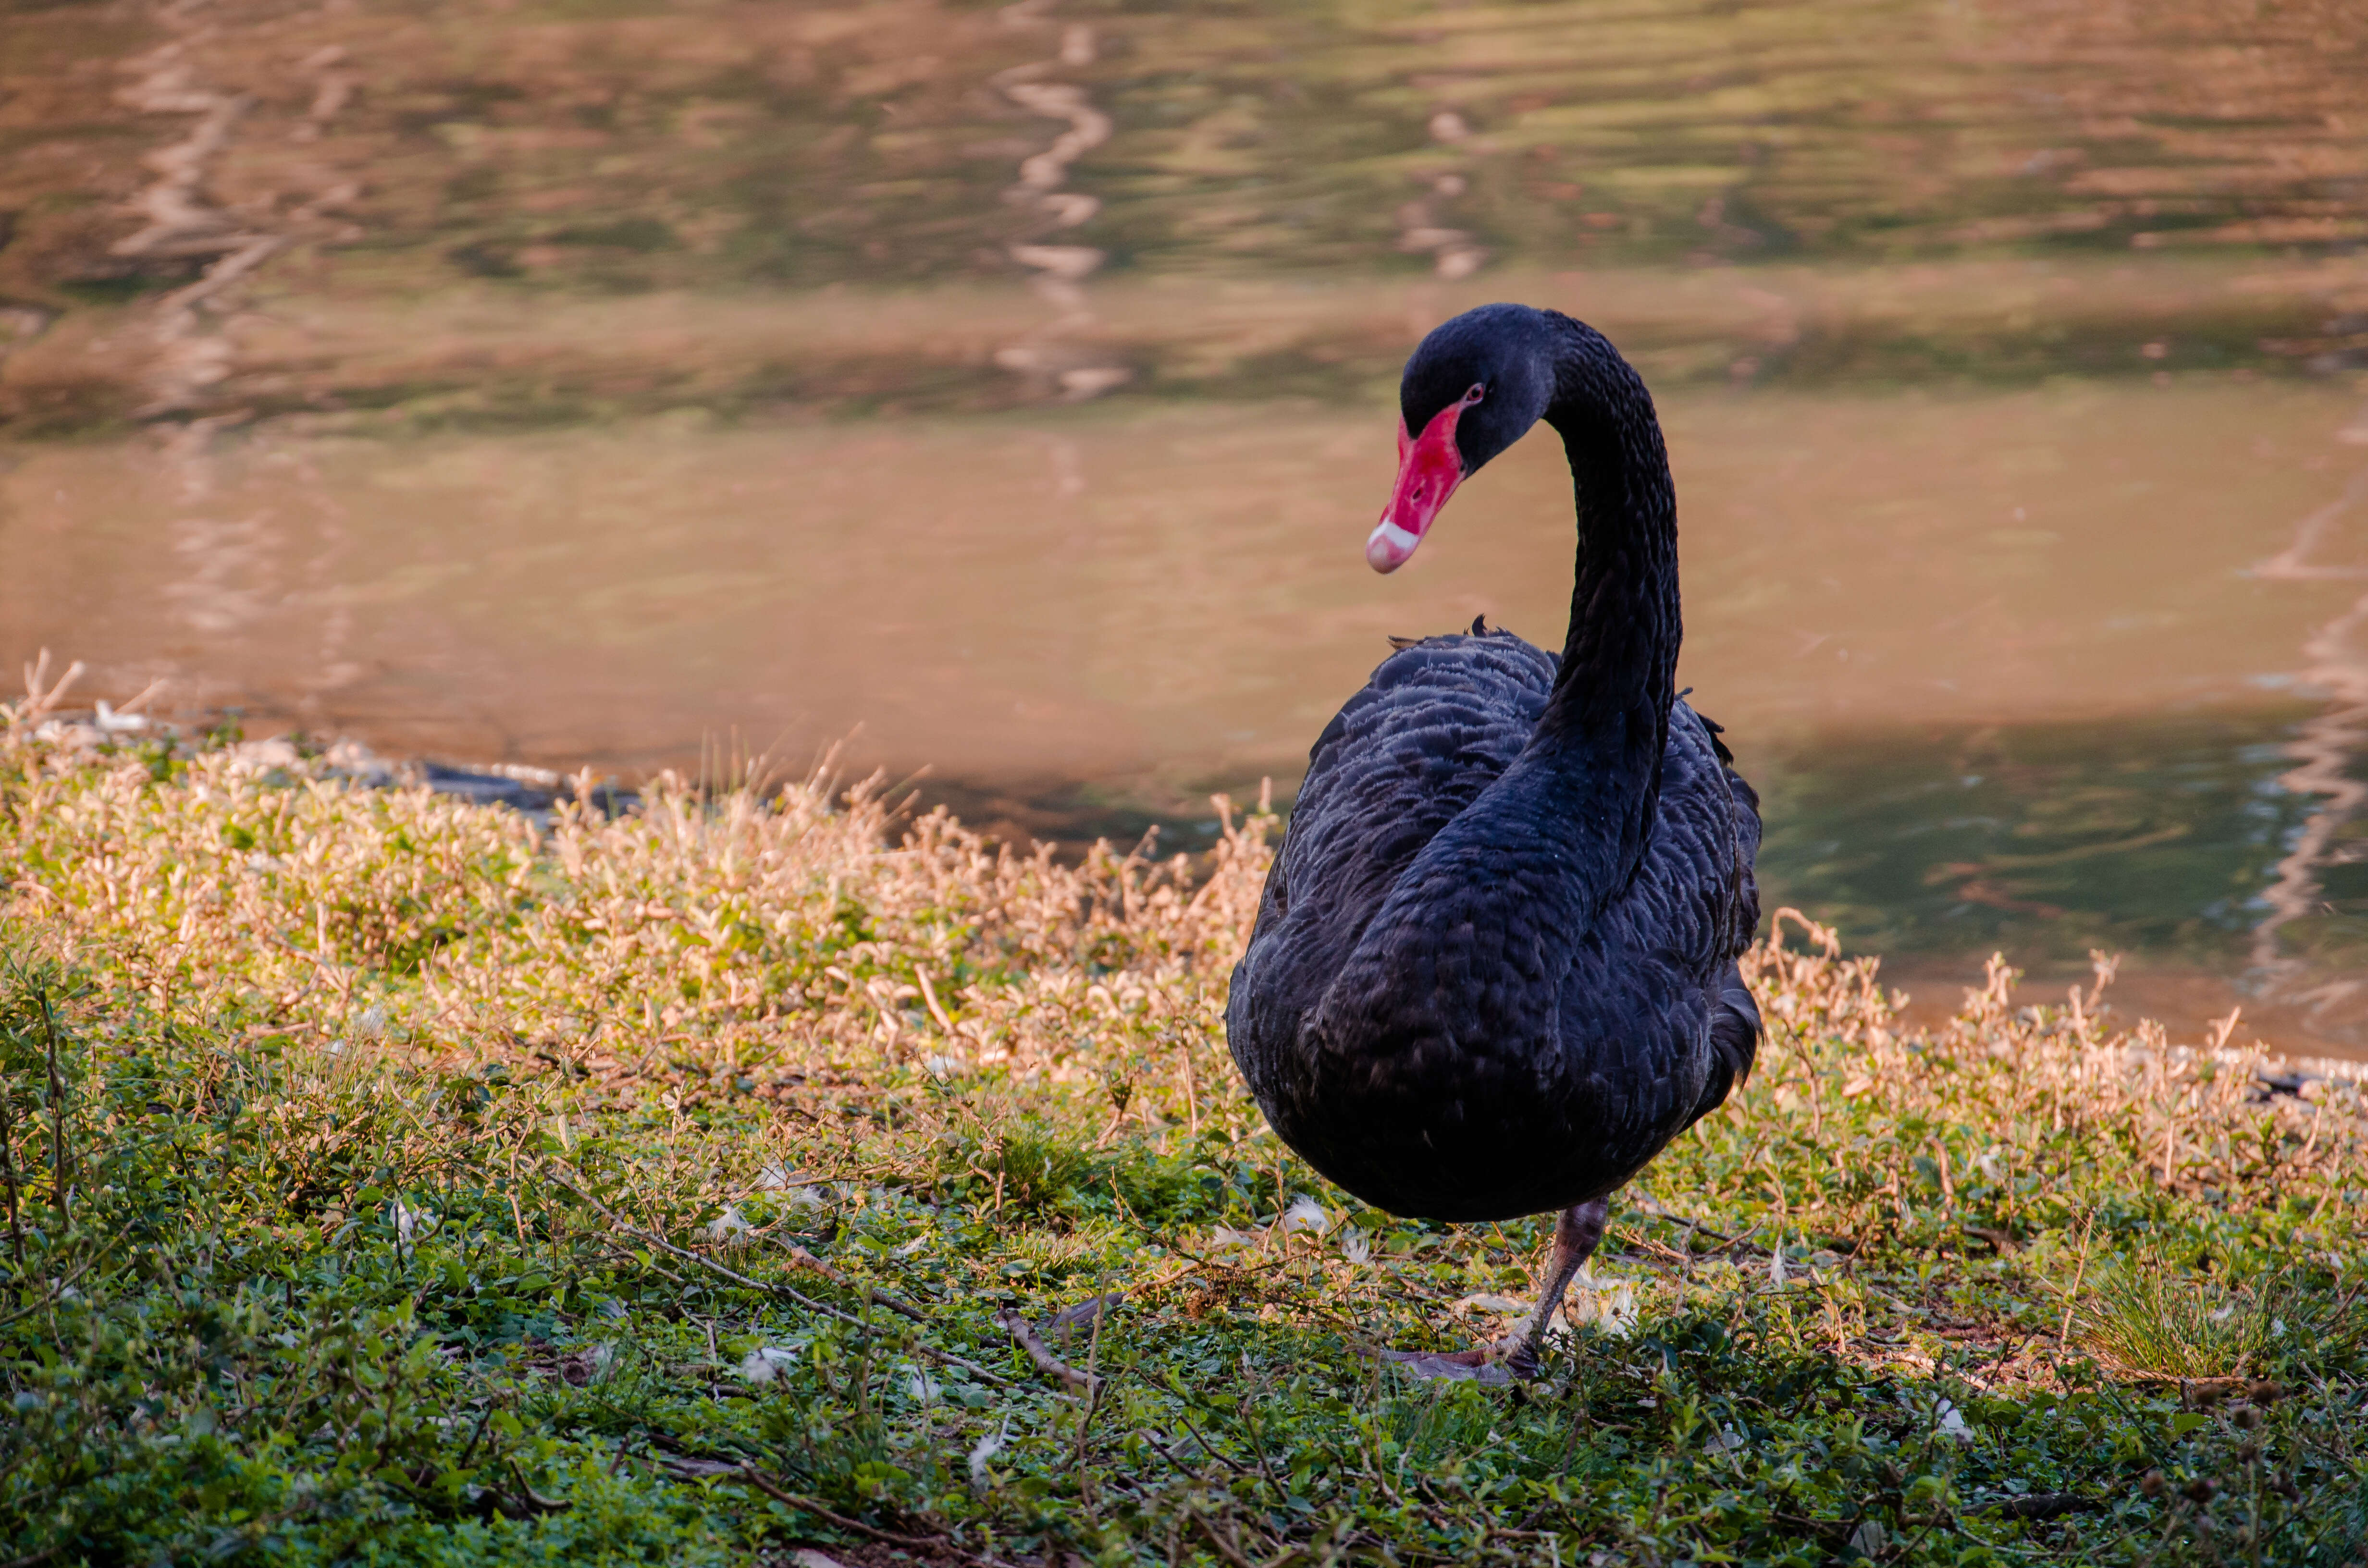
[1367,395,1473,573]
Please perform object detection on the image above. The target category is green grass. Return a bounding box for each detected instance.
[2074,1255,2296,1385]
[2,719,2366,1566]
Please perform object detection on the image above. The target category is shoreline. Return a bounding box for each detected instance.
[20,683,2368,1069]
[3,684,2363,1563]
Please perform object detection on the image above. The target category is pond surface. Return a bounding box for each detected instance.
[7,368,2368,1053]
[4,0,2368,1055]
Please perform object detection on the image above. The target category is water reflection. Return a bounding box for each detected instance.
[2250,440,2368,1028]
[26,0,2362,298]
[8,375,2368,1050]
[5,0,2368,1058]
[992,5,1132,401]
[7,0,2368,426]
[1758,709,2338,960]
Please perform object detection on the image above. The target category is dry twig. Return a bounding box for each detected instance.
[772,1238,929,1324]
[997,1304,1101,1391]
[733,1466,990,1565]
[540,1163,1013,1389]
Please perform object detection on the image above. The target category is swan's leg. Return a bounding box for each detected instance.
[1490,1197,1610,1372]
[1379,1196,1611,1382]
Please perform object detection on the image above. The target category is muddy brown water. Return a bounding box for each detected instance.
[7,0,2368,1059]
[7,368,2368,1057]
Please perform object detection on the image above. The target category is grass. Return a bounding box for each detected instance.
[2,690,2366,1566]
[2074,1256,2285,1385]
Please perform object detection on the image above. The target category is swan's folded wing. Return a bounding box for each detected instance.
[1550,702,1763,1144]
[1228,630,1555,1072]
[1719,735,1764,965]
[1683,704,1765,1117]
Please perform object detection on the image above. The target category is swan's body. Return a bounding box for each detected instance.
[1223,306,1760,1365]
[1228,628,1760,1222]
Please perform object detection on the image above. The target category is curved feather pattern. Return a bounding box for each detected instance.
[1228,631,1760,1220]
[1224,307,1763,1225]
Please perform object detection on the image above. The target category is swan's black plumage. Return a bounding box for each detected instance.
[1226,305,1762,1224]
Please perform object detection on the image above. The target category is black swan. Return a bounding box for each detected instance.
[1225,303,1763,1377]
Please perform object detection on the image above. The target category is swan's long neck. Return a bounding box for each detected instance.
[1530,321,1681,865]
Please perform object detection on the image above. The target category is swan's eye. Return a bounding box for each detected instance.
[1463,382,1486,404]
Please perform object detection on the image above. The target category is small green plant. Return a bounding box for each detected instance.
[2076,1254,2278,1381]
[2,712,2365,1565]
[982,1130,1099,1215]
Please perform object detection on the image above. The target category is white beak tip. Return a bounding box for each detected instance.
[1366,519,1420,573]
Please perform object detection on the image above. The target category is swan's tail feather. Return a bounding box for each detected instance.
[1385,617,1507,655]
[1690,706,1739,769]
[1714,968,1762,1086]
[1684,966,1762,1131]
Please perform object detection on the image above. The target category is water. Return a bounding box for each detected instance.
[9,374,2368,1048]
[3,0,2368,1054]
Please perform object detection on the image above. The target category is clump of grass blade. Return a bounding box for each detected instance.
[5,691,2368,1566]
[2074,1254,2279,1382]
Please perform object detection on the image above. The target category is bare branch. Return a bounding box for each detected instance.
[540,1163,1012,1389]
[997,1304,1100,1392]
[771,1238,928,1324]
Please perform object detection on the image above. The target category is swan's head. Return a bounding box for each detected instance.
[1369,303,1558,573]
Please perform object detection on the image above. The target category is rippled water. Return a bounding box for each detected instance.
[9,372,2368,1050]
[3,0,2368,1054]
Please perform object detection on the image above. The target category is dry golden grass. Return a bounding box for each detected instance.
[3,695,1270,1109]
[9,677,2363,1307]
[7,672,2364,1237]
[6,675,2368,1563]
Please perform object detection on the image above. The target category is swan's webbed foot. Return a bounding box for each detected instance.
[1376,1344,1513,1384]
[1377,1197,1611,1385]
